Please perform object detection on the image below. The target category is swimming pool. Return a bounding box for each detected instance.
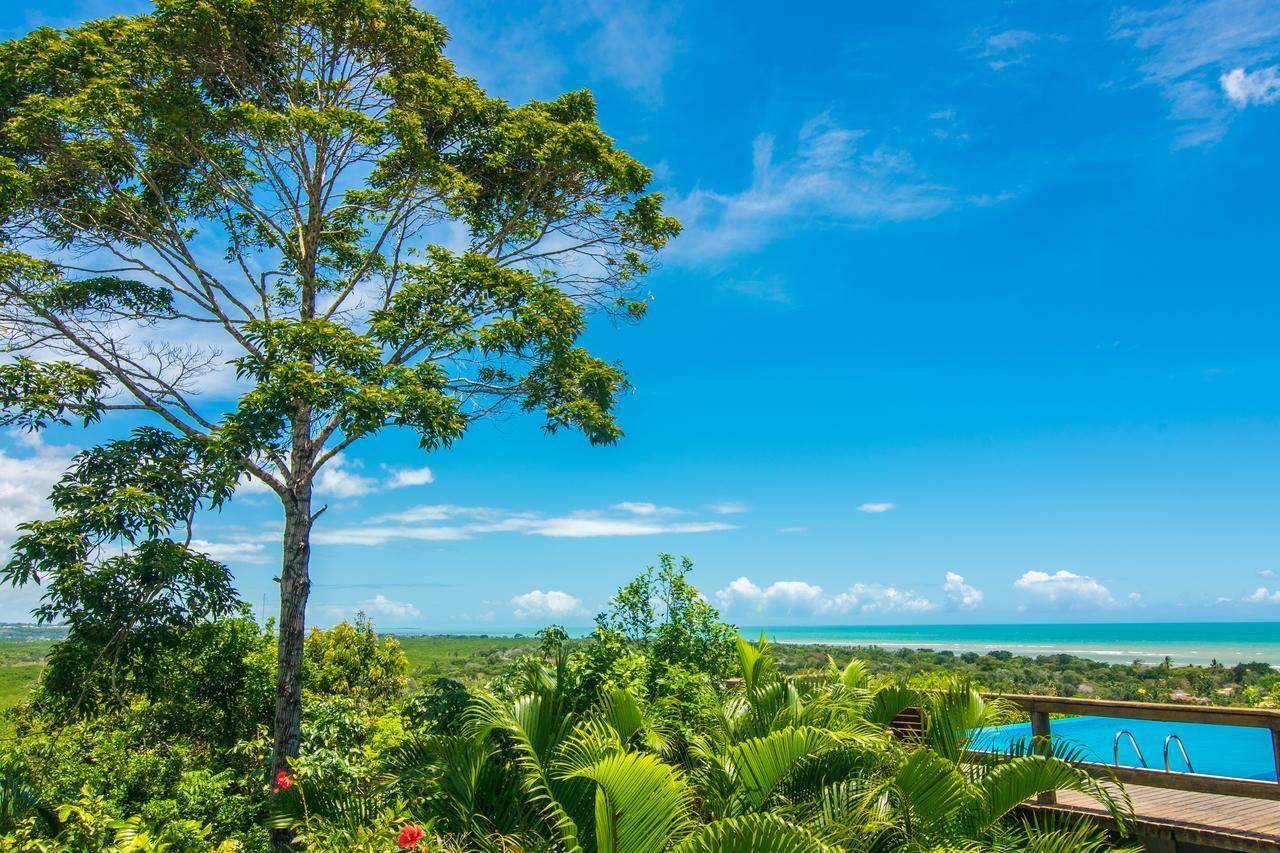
[982,715,1277,782]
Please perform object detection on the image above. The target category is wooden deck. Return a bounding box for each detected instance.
[1027,783,1280,852]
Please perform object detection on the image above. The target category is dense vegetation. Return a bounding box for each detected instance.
[770,645,1280,708]
[0,556,1152,851]
[0,0,678,824]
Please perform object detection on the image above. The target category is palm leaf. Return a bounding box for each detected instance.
[728,726,840,811]
[568,751,694,853]
[891,748,973,837]
[673,813,840,853]
[967,755,1131,835]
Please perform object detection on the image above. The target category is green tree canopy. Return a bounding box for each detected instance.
[0,2,678,839]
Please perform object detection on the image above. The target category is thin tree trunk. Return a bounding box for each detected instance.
[270,416,314,850]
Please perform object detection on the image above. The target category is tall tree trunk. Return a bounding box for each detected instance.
[270,415,314,850]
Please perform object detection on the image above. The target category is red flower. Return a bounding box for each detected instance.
[397,824,426,848]
[273,771,293,792]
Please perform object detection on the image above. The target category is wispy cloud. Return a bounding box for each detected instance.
[188,538,270,565]
[1012,570,1134,608]
[857,502,897,513]
[708,501,747,515]
[309,501,736,547]
[1112,0,1280,146]
[434,0,677,105]
[511,589,584,619]
[573,0,677,104]
[943,572,983,609]
[715,575,937,616]
[978,29,1041,70]
[611,501,680,516]
[669,113,952,263]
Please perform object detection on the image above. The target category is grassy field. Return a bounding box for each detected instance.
[0,641,52,708]
[393,633,540,688]
[0,633,542,706]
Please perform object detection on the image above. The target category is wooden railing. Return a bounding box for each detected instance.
[991,693,1280,804]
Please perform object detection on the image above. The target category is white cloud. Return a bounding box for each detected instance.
[1260,569,1276,578]
[314,458,436,499]
[314,502,736,546]
[320,594,422,621]
[669,113,951,262]
[363,594,421,618]
[1113,0,1280,145]
[385,465,435,488]
[515,516,734,538]
[1245,587,1280,604]
[314,454,379,498]
[371,504,475,524]
[715,575,936,616]
[943,572,983,609]
[511,589,584,619]
[188,538,270,564]
[1221,65,1280,106]
[612,501,680,516]
[0,432,76,553]
[779,526,808,533]
[708,501,748,515]
[311,524,471,546]
[857,502,896,513]
[1012,570,1123,608]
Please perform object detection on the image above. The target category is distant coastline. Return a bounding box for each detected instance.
[742,622,1280,667]
[387,621,1280,667]
[10,620,1279,667]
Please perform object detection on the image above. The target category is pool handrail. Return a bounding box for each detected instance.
[1114,729,1148,768]
[1163,733,1194,774]
[989,692,1280,802]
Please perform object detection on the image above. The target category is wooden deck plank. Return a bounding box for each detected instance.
[1040,783,1280,851]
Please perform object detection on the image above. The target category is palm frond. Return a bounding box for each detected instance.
[728,726,840,811]
[568,751,695,853]
[673,813,840,853]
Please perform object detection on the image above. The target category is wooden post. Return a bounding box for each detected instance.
[1272,728,1280,785]
[1031,709,1057,805]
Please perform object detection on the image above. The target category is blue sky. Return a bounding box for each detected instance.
[3,0,1280,629]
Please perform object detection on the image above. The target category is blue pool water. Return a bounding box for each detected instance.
[983,716,1277,782]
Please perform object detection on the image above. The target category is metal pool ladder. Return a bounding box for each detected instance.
[1164,734,1195,773]
[1114,729,1148,768]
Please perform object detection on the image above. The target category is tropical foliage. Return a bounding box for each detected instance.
[0,560,1138,851]
[0,0,679,805]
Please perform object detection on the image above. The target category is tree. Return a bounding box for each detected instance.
[0,0,679,837]
[6,428,244,717]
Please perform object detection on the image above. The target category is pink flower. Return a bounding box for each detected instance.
[273,771,293,792]
[397,824,426,848]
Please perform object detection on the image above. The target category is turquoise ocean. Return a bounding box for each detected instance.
[738,623,1280,666]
